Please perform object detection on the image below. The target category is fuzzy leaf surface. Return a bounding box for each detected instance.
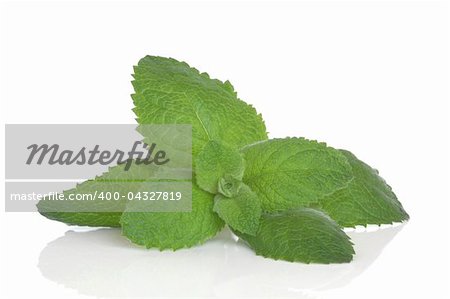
[37,162,158,227]
[121,183,224,250]
[195,140,245,195]
[214,184,262,235]
[132,56,268,157]
[234,207,354,263]
[319,150,409,227]
[241,138,353,212]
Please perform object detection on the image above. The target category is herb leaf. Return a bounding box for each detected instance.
[36,55,409,265]
[213,184,262,236]
[120,183,225,250]
[318,150,409,227]
[37,162,159,227]
[233,207,355,263]
[132,56,268,157]
[241,138,353,212]
[195,140,245,196]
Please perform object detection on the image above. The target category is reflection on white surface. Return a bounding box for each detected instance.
[38,225,404,298]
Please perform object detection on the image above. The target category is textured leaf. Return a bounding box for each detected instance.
[37,162,159,227]
[132,56,268,157]
[213,184,262,235]
[234,207,355,264]
[241,138,353,212]
[195,140,245,195]
[319,150,409,227]
[120,183,225,250]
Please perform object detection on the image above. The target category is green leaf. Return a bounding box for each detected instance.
[132,56,268,157]
[217,176,243,198]
[37,161,159,227]
[241,138,353,212]
[233,207,355,264]
[120,183,225,250]
[195,140,245,195]
[213,184,262,236]
[318,150,409,227]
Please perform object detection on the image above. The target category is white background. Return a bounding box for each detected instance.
[1,1,449,298]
